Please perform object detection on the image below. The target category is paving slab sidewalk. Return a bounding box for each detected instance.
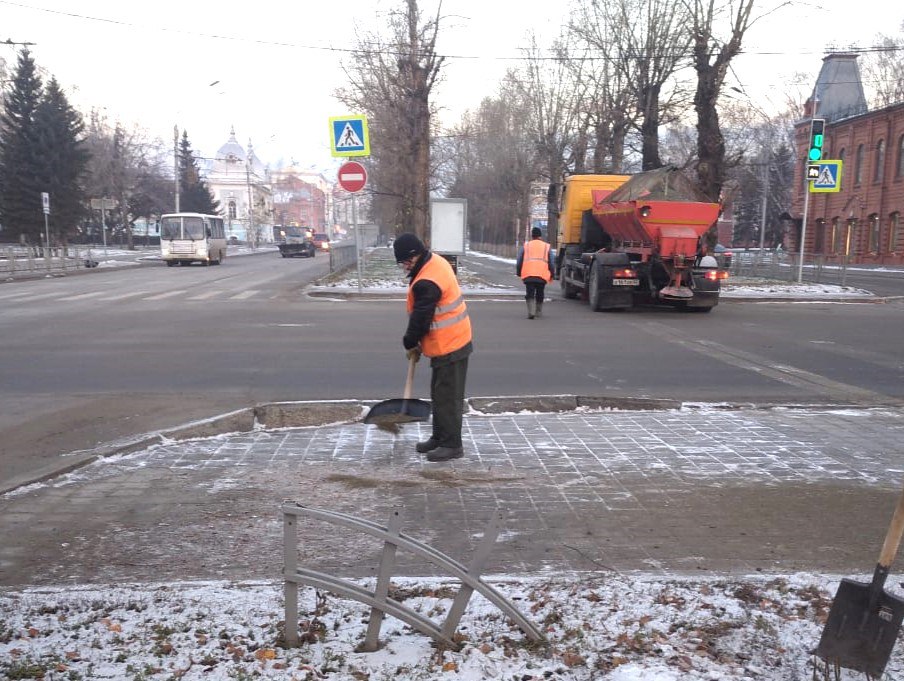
[2,400,902,588]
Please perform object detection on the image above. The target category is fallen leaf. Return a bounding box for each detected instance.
[254,648,276,661]
[562,651,585,667]
[442,661,458,672]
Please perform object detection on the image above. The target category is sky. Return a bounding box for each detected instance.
[0,0,902,177]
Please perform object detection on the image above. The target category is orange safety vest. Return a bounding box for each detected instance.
[407,255,472,358]
[521,239,552,283]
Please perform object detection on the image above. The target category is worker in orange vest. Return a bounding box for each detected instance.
[394,233,473,462]
[516,226,555,319]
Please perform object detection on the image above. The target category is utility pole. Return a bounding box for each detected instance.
[759,159,768,252]
[173,125,180,213]
[245,156,255,248]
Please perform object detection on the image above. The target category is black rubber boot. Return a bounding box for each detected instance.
[416,438,439,453]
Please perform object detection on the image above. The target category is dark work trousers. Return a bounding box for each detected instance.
[430,355,469,448]
[524,278,546,303]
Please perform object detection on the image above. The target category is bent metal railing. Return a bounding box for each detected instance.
[281,503,544,651]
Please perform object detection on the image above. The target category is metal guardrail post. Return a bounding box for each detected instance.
[283,510,299,647]
[362,508,403,651]
[440,509,501,640]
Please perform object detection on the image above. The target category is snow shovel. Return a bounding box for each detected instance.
[363,354,431,431]
[815,484,904,678]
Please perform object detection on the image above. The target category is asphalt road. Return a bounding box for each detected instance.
[1,249,904,489]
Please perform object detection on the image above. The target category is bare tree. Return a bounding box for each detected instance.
[443,74,537,250]
[687,0,759,202]
[83,110,171,248]
[861,23,904,108]
[513,33,588,252]
[570,0,692,172]
[337,0,444,241]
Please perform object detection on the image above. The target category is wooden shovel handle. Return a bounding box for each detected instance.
[878,485,904,568]
[403,354,417,400]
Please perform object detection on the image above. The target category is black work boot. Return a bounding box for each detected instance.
[526,299,536,319]
[427,446,464,462]
[416,437,439,454]
[535,300,543,318]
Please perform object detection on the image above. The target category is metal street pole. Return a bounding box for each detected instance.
[758,161,768,252]
[246,159,255,249]
[797,174,811,284]
[174,125,180,213]
[43,213,50,258]
[101,197,109,257]
[353,194,362,294]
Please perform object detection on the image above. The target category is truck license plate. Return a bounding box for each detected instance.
[612,279,638,286]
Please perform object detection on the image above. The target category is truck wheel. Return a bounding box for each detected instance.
[560,272,578,299]
[588,261,604,311]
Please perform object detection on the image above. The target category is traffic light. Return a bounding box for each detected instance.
[808,118,825,161]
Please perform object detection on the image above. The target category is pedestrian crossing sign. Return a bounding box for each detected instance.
[329,115,370,157]
[809,160,842,193]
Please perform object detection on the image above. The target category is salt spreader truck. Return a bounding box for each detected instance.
[553,166,728,313]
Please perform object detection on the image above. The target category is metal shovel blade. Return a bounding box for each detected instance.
[816,573,904,677]
[363,398,431,427]
[363,354,431,429]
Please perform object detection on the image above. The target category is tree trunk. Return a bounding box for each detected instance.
[695,67,725,203]
[640,85,663,171]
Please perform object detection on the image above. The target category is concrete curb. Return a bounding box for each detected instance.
[4,395,893,497]
[304,286,886,305]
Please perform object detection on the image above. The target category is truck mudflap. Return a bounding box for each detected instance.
[681,269,723,311]
[588,254,636,311]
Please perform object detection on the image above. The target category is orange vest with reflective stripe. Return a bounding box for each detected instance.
[521,239,552,283]
[407,254,472,358]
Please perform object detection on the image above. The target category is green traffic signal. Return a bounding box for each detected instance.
[808,119,825,161]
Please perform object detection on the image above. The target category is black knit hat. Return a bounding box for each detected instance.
[531,226,543,237]
[393,232,426,262]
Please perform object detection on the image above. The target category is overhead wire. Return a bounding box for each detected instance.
[1,0,903,63]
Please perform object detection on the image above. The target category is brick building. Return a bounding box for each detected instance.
[791,53,904,264]
[270,169,328,233]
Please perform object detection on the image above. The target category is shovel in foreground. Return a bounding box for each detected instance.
[363,355,431,431]
[815,484,904,678]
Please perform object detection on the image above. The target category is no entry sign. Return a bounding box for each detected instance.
[337,161,367,193]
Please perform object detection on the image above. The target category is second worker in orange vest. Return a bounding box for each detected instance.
[516,227,555,319]
[394,233,473,462]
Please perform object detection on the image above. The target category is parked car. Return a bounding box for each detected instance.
[714,243,733,268]
[312,233,330,251]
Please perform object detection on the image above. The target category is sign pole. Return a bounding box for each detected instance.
[353,194,362,294]
[797,177,811,284]
[101,197,109,257]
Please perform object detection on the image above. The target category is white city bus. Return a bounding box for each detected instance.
[159,213,227,267]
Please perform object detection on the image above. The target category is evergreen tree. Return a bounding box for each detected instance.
[33,77,89,244]
[178,131,219,214]
[0,48,44,244]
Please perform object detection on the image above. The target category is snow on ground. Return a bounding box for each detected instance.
[2,571,870,681]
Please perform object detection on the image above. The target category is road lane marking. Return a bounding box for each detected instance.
[56,291,106,301]
[97,291,151,301]
[143,290,188,300]
[187,290,221,300]
[229,290,259,300]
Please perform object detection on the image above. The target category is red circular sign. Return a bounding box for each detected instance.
[337,161,367,193]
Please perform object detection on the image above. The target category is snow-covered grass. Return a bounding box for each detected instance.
[2,572,873,681]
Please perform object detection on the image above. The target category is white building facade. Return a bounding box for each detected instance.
[204,129,274,245]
